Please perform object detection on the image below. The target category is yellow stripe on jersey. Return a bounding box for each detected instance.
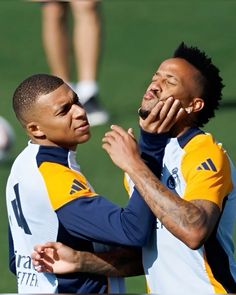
[203,251,227,294]
[182,134,233,209]
[146,281,151,294]
[124,173,130,195]
[39,162,97,210]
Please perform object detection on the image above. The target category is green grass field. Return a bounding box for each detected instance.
[0,0,236,292]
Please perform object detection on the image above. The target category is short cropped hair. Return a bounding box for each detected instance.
[173,42,224,127]
[13,73,64,124]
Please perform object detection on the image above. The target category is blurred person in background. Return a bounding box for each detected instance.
[40,0,109,126]
[0,116,14,161]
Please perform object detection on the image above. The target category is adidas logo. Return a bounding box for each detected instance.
[70,179,86,195]
[197,158,217,172]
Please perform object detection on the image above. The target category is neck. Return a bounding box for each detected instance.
[170,113,199,137]
[30,138,77,151]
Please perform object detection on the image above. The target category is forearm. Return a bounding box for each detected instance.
[126,159,209,248]
[77,247,143,277]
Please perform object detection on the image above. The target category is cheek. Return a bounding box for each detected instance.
[141,99,158,111]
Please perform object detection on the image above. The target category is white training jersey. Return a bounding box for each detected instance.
[125,129,236,294]
[6,142,125,293]
[6,143,59,293]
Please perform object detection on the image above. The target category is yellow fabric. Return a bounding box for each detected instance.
[39,162,97,210]
[203,251,227,293]
[182,134,233,209]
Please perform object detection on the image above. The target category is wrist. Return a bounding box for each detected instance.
[74,250,82,272]
[126,156,147,176]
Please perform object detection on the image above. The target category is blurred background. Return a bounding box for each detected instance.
[0,0,236,292]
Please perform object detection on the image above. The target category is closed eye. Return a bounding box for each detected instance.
[56,103,72,116]
[166,79,177,86]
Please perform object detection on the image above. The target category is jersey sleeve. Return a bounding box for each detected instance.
[39,161,155,247]
[56,188,155,247]
[182,134,233,209]
[139,129,168,178]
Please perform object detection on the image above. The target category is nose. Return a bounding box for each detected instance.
[71,103,86,118]
[150,80,162,93]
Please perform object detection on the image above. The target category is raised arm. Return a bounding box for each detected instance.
[103,125,220,249]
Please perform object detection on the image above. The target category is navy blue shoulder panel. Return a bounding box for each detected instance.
[36,146,69,168]
[177,127,204,148]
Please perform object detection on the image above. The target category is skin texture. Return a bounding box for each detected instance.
[32,243,143,277]
[102,125,220,250]
[25,83,90,149]
[31,57,221,275]
[41,0,101,82]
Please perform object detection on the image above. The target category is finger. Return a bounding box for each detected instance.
[127,128,135,139]
[140,100,164,125]
[158,97,177,124]
[43,242,62,250]
[110,125,128,137]
[35,263,53,273]
[31,251,38,260]
[158,100,184,132]
[102,132,117,145]
[34,244,44,252]
[32,259,40,266]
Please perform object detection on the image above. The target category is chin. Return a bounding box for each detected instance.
[138,108,150,119]
[79,133,91,144]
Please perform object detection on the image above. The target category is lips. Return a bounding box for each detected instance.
[75,120,90,130]
[143,90,157,100]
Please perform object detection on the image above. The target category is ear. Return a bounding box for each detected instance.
[185,97,204,114]
[26,122,45,138]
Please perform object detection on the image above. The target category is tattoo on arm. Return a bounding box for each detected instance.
[79,247,143,277]
[127,162,220,248]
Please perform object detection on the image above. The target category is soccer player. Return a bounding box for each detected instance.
[7,73,181,293]
[32,43,236,293]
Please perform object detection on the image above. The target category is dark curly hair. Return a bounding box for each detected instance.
[173,42,224,127]
[13,73,64,125]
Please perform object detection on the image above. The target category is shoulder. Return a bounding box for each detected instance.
[39,161,97,210]
[183,133,229,169]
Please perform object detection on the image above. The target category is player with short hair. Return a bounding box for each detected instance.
[7,73,163,293]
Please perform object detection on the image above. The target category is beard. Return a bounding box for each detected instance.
[138,108,150,119]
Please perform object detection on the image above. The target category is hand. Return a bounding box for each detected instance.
[31,242,79,274]
[140,97,186,133]
[102,125,143,173]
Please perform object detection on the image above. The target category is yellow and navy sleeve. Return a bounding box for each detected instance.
[39,161,96,210]
[39,160,155,247]
[182,134,233,209]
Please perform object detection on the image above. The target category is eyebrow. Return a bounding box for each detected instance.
[54,94,78,115]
